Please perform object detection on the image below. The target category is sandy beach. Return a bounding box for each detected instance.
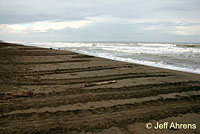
[0,42,200,134]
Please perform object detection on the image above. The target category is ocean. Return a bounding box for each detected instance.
[12,41,200,74]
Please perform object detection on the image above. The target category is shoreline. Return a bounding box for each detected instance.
[65,50,200,75]
[4,42,200,76]
[14,41,200,75]
[0,42,200,134]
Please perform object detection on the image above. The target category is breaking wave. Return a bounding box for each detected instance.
[11,41,200,74]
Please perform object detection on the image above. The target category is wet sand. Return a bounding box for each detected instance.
[0,42,200,134]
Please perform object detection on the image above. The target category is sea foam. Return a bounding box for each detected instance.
[11,41,200,74]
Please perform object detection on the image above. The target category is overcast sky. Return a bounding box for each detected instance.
[0,0,200,43]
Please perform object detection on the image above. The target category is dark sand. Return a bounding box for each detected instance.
[0,42,200,134]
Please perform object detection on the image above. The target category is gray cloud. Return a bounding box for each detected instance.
[16,22,198,43]
[2,0,199,24]
[0,0,200,42]
[0,0,102,24]
[1,21,200,43]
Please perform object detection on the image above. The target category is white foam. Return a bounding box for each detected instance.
[10,41,200,74]
[68,49,200,74]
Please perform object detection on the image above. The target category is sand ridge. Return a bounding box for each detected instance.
[0,42,200,134]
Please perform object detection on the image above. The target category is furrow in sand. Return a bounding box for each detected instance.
[4,90,200,116]
[0,60,89,65]
[0,95,200,133]
[33,80,200,97]
[0,52,79,56]
[1,95,200,120]
[72,55,95,58]
[0,49,79,56]
[0,64,134,77]
[0,83,199,114]
[2,80,198,103]
[1,47,47,51]
[0,72,173,86]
